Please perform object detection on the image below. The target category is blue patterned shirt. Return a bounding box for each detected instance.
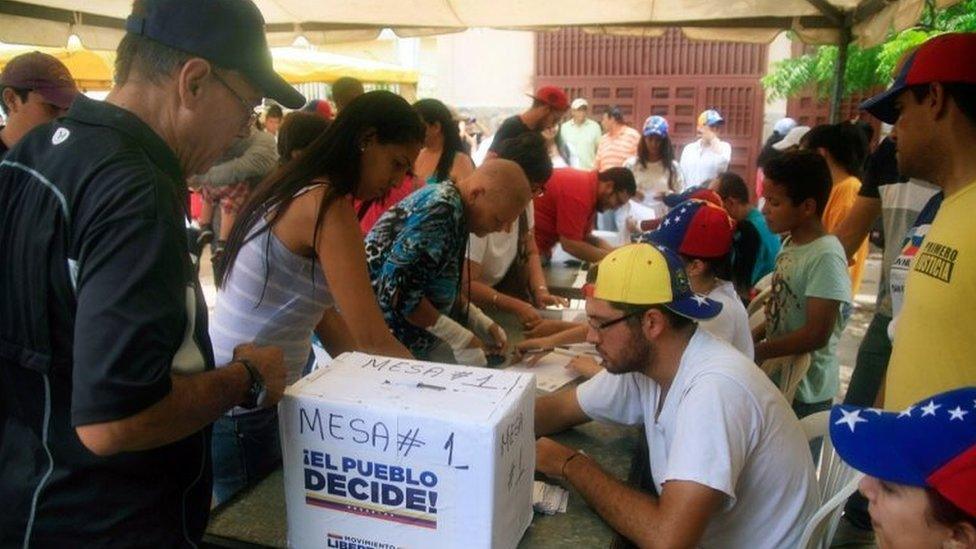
[365,183,467,358]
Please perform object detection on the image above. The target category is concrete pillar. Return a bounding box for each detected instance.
[763,31,792,141]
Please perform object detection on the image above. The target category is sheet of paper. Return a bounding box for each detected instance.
[506,351,580,392]
[560,343,600,357]
[532,481,569,515]
[560,307,586,322]
[627,199,659,222]
[571,268,588,289]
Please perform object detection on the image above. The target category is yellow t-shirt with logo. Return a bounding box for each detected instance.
[885,181,976,410]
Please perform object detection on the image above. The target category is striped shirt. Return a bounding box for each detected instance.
[210,186,333,393]
[595,126,640,171]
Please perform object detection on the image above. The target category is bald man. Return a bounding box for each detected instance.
[366,159,532,364]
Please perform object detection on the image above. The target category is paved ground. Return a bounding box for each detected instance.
[837,251,881,403]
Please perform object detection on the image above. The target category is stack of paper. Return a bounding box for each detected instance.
[532,481,569,515]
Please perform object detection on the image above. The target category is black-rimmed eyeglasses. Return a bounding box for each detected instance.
[212,71,259,130]
[587,310,646,331]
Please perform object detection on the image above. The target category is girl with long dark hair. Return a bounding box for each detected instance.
[208,90,424,504]
[412,98,475,184]
[622,115,684,224]
[356,98,475,234]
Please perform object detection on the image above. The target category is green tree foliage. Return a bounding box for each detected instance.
[762,0,976,100]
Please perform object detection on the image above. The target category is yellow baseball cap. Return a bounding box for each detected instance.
[593,243,721,320]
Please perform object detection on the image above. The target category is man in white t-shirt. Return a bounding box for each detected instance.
[679,109,732,187]
[466,132,569,330]
[535,243,817,548]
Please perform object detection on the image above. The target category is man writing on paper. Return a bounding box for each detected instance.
[533,243,817,548]
[533,167,636,263]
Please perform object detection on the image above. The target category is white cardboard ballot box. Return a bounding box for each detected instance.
[279,352,536,549]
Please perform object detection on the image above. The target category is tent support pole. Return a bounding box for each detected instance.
[829,24,852,123]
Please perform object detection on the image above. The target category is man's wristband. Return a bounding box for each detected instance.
[236,358,265,409]
[561,450,586,479]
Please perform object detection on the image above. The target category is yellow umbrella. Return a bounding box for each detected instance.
[270,47,418,85]
[0,43,419,90]
[0,43,115,90]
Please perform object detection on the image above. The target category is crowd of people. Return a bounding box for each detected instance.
[0,0,973,545]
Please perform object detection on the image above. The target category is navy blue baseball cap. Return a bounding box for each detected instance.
[830,387,976,518]
[125,0,305,109]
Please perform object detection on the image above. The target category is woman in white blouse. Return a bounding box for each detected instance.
[621,115,684,230]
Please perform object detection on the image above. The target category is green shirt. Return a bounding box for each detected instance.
[560,118,603,170]
[767,235,851,403]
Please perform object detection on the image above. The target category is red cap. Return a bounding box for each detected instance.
[904,33,976,87]
[861,33,976,123]
[643,199,734,259]
[689,188,723,208]
[0,51,79,110]
[313,99,333,120]
[530,86,569,111]
[928,444,976,518]
[301,98,334,120]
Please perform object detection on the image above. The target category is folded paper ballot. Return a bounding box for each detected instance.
[532,481,569,515]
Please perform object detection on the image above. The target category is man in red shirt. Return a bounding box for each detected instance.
[534,167,636,262]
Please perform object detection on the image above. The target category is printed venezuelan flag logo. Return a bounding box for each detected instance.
[306,492,438,529]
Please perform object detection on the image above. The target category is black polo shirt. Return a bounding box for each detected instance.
[0,95,215,546]
[488,114,533,152]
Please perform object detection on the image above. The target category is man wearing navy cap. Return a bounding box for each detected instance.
[0,0,302,545]
[860,33,976,412]
[0,51,79,155]
[535,243,817,548]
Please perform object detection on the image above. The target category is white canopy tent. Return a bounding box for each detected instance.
[0,0,960,119]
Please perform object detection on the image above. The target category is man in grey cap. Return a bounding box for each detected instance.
[0,51,79,155]
[560,97,602,169]
[0,0,303,545]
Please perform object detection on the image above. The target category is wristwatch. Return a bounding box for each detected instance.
[237,358,267,409]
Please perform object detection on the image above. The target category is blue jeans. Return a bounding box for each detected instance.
[211,408,282,506]
[844,314,892,407]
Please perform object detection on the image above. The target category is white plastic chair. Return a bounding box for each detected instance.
[760,353,811,405]
[749,306,766,331]
[755,272,774,292]
[747,284,773,316]
[798,411,864,549]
